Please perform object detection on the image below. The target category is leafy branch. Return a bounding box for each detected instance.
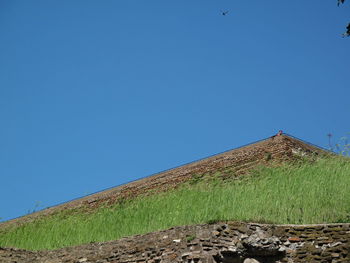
[338,0,350,37]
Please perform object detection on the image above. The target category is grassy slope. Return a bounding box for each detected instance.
[0,156,349,250]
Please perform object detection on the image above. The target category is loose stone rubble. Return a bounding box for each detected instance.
[1,222,349,263]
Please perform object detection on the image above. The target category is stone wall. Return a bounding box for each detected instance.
[1,222,349,263]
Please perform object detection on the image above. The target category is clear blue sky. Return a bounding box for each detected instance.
[0,0,349,222]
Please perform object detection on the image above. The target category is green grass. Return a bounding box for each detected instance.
[1,156,349,251]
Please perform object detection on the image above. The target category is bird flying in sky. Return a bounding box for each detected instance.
[221,10,229,16]
[338,0,345,6]
[342,23,350,37]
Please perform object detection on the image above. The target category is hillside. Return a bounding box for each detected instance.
[1,153,350,250]
[1,134,350,263]
[0,134,328,229]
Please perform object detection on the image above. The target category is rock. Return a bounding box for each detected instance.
[212,231,220,236]
[284,240,291,245]
[278,246,286,252]
[256,229,267,239]
[329,242,342,248]
[243,258,260,263]
[240,234,249,239]
[288,237,301,243]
